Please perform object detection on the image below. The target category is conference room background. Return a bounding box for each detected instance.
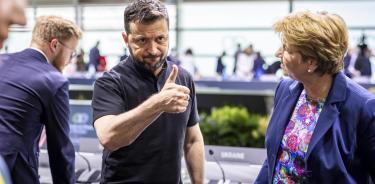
[2,0,375,81]
[2,0,375,183]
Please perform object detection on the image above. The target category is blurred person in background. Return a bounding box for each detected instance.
[253,51,266,80]
[97,55,106,72]
[265,60,281,74]
[235,45,255,80]
[216,51,226,78]
[343,47,359,78]
[88,40,101,72]
[180,48,199,78]
[256,11,375,183]
[0,15,81,184]
[76,48,86,72]
[91,0,204,183]
[233,43,242,74]
[344,41,372,79]
[354,41,372,77]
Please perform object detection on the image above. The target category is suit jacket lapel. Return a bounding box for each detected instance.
[305,103,338,159]
[268,81,302,179]
[305,72,347,159]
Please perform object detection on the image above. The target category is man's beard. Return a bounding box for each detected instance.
[128,47,167,72]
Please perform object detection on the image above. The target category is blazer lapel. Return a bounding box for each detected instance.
[305,72,347,159]
[305,103,339,159]
[268,81,302,178]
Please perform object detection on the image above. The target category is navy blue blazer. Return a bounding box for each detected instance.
[255,72,375,183]
[0,49,75,184]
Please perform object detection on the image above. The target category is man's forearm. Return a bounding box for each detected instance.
[185,138,205,184]
[95,94,163,151]
[114,94,163,142]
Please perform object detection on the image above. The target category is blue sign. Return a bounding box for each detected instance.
[69,103,97,150]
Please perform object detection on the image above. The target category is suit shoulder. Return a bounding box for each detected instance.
[276,78,297,93]
[38,70,68,97]
[346,79,374,100]
[279,78,296,87]
[341,79,375,115]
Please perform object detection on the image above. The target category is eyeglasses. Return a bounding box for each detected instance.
[58,41,77,60]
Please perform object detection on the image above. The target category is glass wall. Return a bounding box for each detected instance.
[293,0,375,82]
[179,1,289,76]
[2,1,375,81]
[294,1,375,48]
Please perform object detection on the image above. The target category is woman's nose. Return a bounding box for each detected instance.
[275,47,283,58]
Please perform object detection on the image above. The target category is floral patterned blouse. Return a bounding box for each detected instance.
[273,90,325,183]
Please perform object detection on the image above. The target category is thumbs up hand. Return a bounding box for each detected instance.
[158,65,190,113]
[165,64,178,84]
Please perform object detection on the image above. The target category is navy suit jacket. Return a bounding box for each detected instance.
[0,49,75,184]
[255,72,375,183]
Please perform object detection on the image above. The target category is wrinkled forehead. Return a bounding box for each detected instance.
[128,19,169,35]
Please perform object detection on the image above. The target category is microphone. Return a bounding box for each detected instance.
[209,149,226,183]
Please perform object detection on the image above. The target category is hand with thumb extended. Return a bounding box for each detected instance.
[165,64,178,84]
[158,64,190,113]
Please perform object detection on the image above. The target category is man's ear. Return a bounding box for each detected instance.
[49,38,59,53]
[121,32,129,46]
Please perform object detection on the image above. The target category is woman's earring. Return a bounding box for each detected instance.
[308,69,312,73]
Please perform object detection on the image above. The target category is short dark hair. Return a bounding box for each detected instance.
[124,0,169,34]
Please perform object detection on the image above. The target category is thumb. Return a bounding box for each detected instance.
[165,65,178,84]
